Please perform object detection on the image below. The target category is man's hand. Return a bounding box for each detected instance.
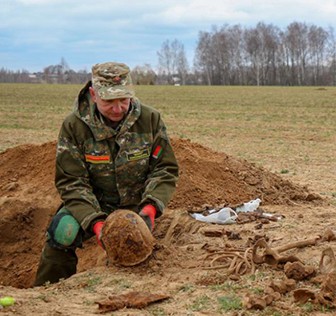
[93,221,105,249]
[139,205,156,232]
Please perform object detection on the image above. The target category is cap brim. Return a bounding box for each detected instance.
[97,86,135,100]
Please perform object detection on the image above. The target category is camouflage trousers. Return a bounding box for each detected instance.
[34,244,78,286]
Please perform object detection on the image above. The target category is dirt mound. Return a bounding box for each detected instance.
[0,138,320,289]
[170,138,318,208]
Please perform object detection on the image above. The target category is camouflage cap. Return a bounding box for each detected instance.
[91,62,135,100]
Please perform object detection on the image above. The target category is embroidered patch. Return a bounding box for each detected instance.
[126,148,150,161]
[152,145,163,159]
[85,154,110,164]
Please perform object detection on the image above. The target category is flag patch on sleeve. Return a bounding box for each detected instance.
[152,145,163,159]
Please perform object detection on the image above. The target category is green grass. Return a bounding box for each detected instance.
[189,294,212,311]
[217,295,243,312]
[1,84,335,155]
[106,277,132,290]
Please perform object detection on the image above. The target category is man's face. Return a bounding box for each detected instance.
[89,87,130,122]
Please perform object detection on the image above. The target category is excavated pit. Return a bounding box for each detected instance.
[0,138,321,288]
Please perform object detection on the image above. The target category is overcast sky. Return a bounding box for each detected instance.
[1,0,336,72]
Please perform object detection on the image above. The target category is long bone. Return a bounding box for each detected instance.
[252,237,320,265]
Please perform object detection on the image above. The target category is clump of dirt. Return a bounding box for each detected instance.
[0,138,321,289]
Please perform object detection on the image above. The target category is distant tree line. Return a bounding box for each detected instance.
[192,22,336,86]
[0,57,90,84]
[2,21,336,86]
[156,22,336,86]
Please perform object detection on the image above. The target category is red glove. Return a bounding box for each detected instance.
[93,221,104,249]
[139,205,156,232]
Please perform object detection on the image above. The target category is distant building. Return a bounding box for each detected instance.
[28,73,43,83]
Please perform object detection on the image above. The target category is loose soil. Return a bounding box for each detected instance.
[0,138,335,315]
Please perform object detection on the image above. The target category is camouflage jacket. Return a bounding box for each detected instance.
[55,81,179,232]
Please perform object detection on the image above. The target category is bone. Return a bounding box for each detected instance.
[252,237,319,265]
[319,247,336,274]
[274,236,320,253]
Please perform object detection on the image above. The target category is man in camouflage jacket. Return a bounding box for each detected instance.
[34,62,179,286]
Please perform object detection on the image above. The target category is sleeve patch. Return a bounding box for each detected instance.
[152,145,163,159]
[85,154,110,164]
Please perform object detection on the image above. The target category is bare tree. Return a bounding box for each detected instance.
[244,22,280,85]
[157,39,189,85]
[277,31,292,85]
[285,22,310,85]
[228,25,247,85]
[213,25,232,85]
[194,31,214,85]
[176,44,189,85]
[308,25,329,84]
[327,27,336,86]
[196,25,237,85]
